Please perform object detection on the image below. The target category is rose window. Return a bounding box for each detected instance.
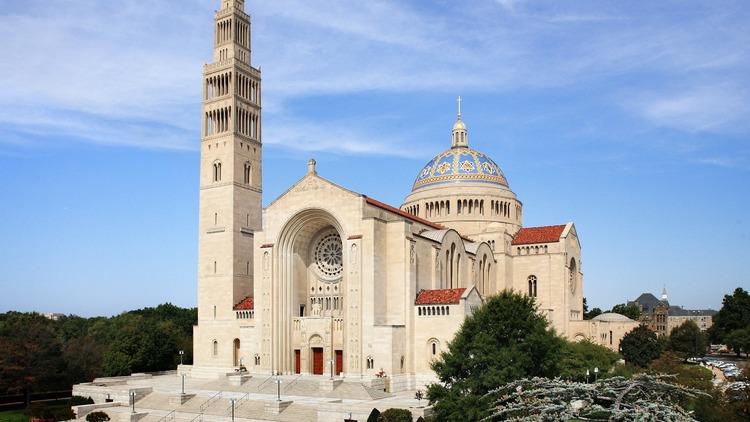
[313,231,343,281]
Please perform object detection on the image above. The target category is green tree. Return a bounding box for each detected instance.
[0,312,69,394]
[620,325,661,367]
[378,408,412,422]
[610,303,642,320]
[367,408,381,422]
[724,328,750,357]
[427,291,563,421]
[582,297,603,320]
[710,288,750,344]
[667,321,708,361]
[102,316,179,376]
[558,340,620,381]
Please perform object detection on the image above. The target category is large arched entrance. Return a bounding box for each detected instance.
[272,209,346,375]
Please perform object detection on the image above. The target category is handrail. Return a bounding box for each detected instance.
[156,410,175,422]
[225,392,249,415]
[256,375,275,391]
[283,374,303,392]
[199,391,222,412]
[187,413,203,422]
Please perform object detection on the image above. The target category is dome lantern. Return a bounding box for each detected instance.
[451,96,468,148]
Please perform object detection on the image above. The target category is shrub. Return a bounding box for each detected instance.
[378,408,412,422]
[86,411,110,422]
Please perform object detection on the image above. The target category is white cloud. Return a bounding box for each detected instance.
[0,0,747,154]
[631,85,750,133]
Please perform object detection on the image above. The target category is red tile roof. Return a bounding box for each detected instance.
[415,288,466,305]
[364,196,444,230]
[511,225,566,245]
[233,296,254,310]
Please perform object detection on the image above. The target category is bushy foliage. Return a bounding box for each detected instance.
[609,303,642,320]
[366,408,381,422]
[378,408,412,422]
[710,288,750,344]
[86,411,111,422]
[620,325,662,367]
[0,303,196,394]
[668,321,708,361]
[426,291,563,421]
[558,340,620,381]
[69,395,95,406]
[0,312,69,394]
[724,328,750,357]
[483,374,710,421]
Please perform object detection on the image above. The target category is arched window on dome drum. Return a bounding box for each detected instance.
[528,275,538,297]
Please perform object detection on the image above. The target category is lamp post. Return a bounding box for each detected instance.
[129,390,136,414]
[230,398,235,422]
[275,377,282,402]
[181,374,185,395]
[179,350,184,366]
[594,367,599,382]
[586,369,590,383]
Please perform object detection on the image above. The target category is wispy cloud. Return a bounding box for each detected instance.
[0,0,747,157]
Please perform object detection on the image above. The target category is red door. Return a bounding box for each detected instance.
[294,350,301,374]
[335,350,343,376]
[312,348,324,375]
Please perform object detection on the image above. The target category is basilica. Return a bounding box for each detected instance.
[189,0,637,391]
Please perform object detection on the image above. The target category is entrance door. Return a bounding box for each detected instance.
[294,350,301,374]
[335,350,343,376]
[312,348,324,375]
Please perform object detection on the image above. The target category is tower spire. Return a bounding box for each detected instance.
[451,96,468,148]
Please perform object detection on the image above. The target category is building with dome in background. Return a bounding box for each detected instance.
[186,0,639,391]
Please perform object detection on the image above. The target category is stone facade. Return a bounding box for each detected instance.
[189,0,636,389]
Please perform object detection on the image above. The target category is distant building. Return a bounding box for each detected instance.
[43,312,65,321]
[629,289,716,336]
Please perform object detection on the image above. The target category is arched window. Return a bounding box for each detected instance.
[254,354,260,365]
[212,340,218,356]
[244,162,252,184]
[528,275,538,297]
[432,343,436,355]
[366,356,374,369]
[213,161,222,182]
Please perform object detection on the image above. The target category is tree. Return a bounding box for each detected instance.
[367,408,381,422]
[102,316,179,376]
[582,297,603,320]
[711,288,750,344]
[0,312,69,394]
[620,325,662,367]
[558,340,620,381]
[610,303,642,320]
[427,291,563,421]
[86,411,111,422]
[724,329,750,357]
[483,375,710,421]
[378,408,412,422]
[667,321,708,361]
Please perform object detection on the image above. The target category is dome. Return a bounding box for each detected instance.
[593,312,634,322]
[412,146,509,191]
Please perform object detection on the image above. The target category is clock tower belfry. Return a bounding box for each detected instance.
[194,0,261,370]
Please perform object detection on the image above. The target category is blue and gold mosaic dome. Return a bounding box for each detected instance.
[412,146,509,191]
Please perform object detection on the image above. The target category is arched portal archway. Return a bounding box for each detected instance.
[271,209,346,375]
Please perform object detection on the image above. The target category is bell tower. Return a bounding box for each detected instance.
[194,0,261,369]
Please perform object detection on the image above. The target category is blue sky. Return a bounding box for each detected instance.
[0,0,748,316]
